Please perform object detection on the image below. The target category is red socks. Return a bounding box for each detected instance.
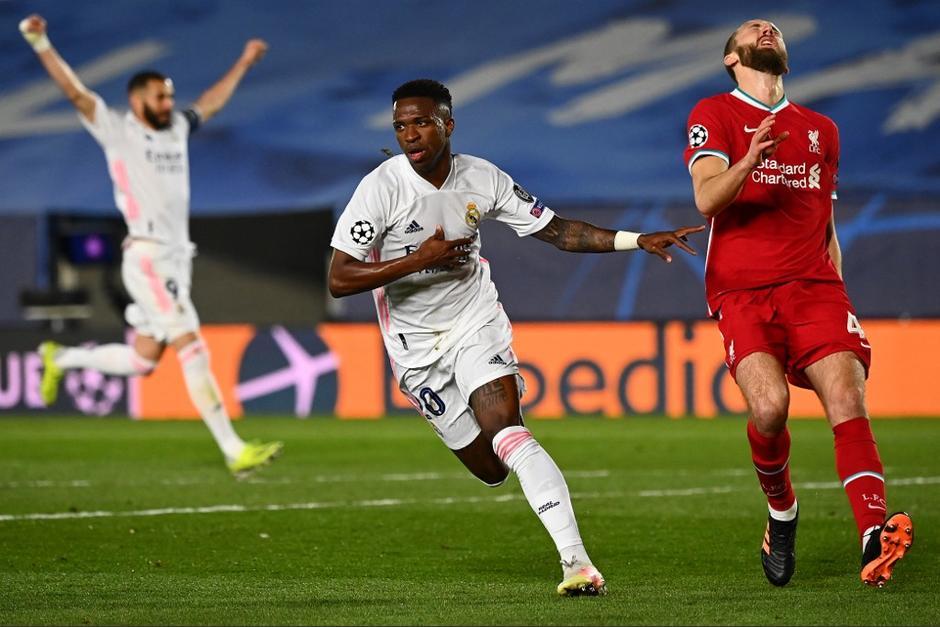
[833,417,886,536]
[747,421,796,512]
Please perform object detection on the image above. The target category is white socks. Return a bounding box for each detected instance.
[769,500,798,522]
[55,343,155,376]
[492,425,590,568]
[178,340,244,460]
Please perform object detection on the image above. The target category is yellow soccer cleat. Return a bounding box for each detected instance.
[557,563,608,597]
[227,440,284,477]
[38,341,64,406]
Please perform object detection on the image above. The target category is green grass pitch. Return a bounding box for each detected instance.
[0,416,936,625]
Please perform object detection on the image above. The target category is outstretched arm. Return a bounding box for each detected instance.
[329,226,475,298]
[193,39,268,122]
[691,114,789,219]
[19,14,96,122]
[531,216,704,263]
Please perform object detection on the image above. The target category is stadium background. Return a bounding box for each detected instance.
[1,0,938,419]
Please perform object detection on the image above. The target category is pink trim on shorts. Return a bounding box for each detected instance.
[112,160,141,221]
[139,256,173,313]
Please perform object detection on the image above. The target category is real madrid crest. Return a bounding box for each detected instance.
[465,202,481,227]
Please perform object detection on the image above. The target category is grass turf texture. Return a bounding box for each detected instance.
[0,416,936,626]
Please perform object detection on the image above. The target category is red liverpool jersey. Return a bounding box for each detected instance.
[683,88,841,316]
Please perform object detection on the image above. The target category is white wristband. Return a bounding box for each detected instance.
[19,19,51,52]
[613,230,641,251]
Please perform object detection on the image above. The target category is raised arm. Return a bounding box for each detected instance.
[329,226,475,298]
[531,216,704,263]
[690,114,788,219]
[192,39,268,122]
[19,14,96,122]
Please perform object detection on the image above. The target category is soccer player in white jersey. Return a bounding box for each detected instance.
[329,79,705,596]
[20,14,282,476]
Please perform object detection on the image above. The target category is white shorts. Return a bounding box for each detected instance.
[394,311,525,450]
[121,240,200,343]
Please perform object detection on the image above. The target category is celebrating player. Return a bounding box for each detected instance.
[20,14,283,476]
[329,78,703,596]
[683,19,913,586]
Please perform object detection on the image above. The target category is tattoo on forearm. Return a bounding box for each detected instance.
[536,217,614,252]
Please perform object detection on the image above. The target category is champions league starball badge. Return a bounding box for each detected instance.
[688,124,708,148]
[350,220,376,245]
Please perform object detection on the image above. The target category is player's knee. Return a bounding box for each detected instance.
[174,338,209,372]
[826,381,867,418]
[749,395,789,433]
[476,466,510,487]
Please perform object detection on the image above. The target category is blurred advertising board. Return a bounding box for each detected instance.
[2,321,937,418]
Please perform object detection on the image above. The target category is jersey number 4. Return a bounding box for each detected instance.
[846,312,867,339]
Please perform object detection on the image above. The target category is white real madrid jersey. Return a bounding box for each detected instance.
[79,93,198,247]
[331,153,554,368]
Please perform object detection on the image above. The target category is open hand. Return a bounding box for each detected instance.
[638,225,706,263]
[746,114,789,169]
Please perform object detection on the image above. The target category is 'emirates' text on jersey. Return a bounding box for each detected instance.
[331,154,554,368]
[683,88,841,316]
[80,93,199,247]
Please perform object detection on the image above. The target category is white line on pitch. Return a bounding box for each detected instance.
[0,475,936,523]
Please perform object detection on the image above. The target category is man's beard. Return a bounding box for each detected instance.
[736,44,789,76]
[143,104,172,130]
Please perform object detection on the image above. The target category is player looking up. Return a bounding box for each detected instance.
[329,78,704,596]
[20,14,282,476]
[684,18,913,587]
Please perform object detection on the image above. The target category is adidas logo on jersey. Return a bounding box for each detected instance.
[404,220,424,234]
[488,354,507,365]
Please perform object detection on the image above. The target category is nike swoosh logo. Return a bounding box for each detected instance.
[867,503,887,511]
[744,125,758,133]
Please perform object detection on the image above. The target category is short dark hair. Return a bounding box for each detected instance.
[392,79,452,115]
[127,70,167,94]
[723,30,738,83]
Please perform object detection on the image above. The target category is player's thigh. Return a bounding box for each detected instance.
[397,357,481,452]
[777,280,871,390]
[455,315,525,439]
[803,351,868,426]
[735,351,790,428]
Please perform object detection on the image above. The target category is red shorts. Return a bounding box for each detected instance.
[714,280,872,389]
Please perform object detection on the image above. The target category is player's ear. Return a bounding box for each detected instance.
[444,117,454,137]
[723,52,738,73]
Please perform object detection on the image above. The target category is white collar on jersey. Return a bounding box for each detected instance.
[730,88,790,114]
[403,153,457,191]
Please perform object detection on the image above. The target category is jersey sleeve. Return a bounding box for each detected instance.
[331,174,389,261]
[487,167,555,237]
[77,92,123,147]
[181,107,201,135]
[683,99,731,175]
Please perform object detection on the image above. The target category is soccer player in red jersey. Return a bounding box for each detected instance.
[683,19,913,587]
